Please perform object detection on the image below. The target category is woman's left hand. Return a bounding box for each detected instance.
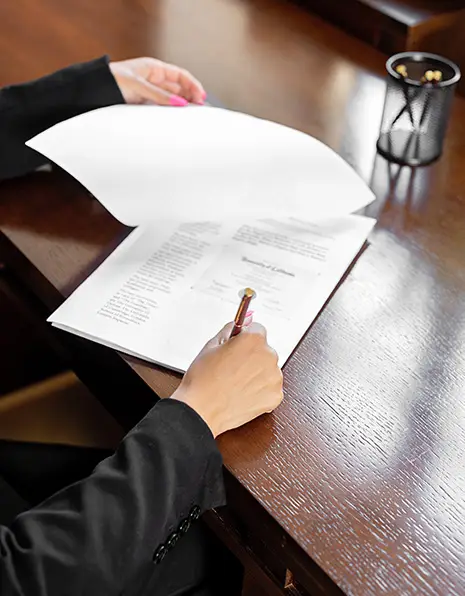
[109,57,206,107]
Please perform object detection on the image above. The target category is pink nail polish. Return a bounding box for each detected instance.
[170,95,188,107]
[244,311,254,327]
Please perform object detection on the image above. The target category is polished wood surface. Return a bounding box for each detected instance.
[298,0,465,95]
[299,0,465,41]
[2,0,465,594]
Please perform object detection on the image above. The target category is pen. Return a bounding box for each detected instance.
[417,69,442,130]
[393,64,415,128]
[229,287,256,338]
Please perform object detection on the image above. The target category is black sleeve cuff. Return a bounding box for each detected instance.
[139,399,226,513]
[0,56,125,180]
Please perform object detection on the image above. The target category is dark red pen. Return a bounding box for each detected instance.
[229,287,256,338]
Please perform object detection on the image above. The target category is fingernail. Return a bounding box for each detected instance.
[244,310,254,326]
[201,91,207,100]
[170,95,188,107]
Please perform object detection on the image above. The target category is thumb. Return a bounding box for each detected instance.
[206,318,264,349]
[206,323,234,349]
[134,77,189,106]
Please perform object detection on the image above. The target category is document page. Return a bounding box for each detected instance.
[50,214,375,372]
[27,105,375,225]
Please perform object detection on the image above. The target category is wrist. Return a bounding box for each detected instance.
[169,386,221,438]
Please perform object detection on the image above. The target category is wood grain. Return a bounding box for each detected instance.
[296,0,465,95]
[1,0,465,594]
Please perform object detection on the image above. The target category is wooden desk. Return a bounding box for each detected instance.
[2,0,465,594]
[296,0,465,97]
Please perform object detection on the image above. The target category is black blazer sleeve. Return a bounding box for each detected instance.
[0,399,225,596]
[0,56,125,181]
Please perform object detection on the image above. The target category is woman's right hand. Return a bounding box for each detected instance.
[170,322,283,437]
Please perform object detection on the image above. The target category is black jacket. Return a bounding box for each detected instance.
[0,55,124,180]
[0,58,225,595]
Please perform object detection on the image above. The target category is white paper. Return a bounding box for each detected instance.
[27,105,374,225]
[49,215,376,371]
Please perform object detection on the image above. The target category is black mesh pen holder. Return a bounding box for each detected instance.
[377,52,461,166]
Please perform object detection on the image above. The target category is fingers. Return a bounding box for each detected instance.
[204,322,234,349]
[158,63,206,104]
[243,309,254,327]
[205,319,268,352]
[134,77,189,107]
[157,81,183,97]
[111,57,207,105]
[242,321,267,339]
[179,70,206,104]
[217,322,234,345]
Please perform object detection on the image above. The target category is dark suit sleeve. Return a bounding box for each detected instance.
[0,399,225,596]
[0,56,125,181]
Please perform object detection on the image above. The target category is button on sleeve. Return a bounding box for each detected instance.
[152,544,168,565]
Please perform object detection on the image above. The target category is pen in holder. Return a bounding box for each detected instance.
[377,52,461,166]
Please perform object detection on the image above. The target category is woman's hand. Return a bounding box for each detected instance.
[171,322,283,437]
[109,57,206,107]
